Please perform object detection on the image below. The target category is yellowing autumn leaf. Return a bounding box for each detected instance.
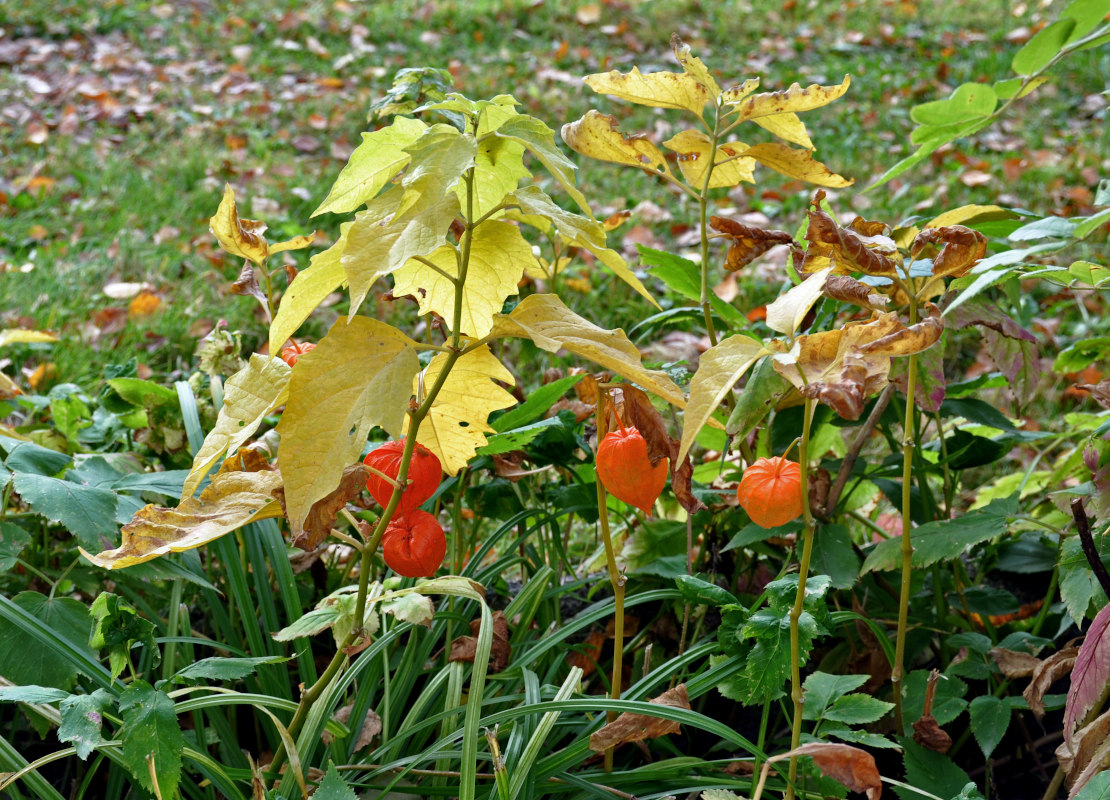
[277,317,419,537]
[408,345,517,475]
[663,130,755,188]
[210,184,269,265]
[82,469,284,569]
[669,35,720,103]
[583,66,710,115]
[269,232,317,255]
[181,354,291,499]
[561,111,669,175]
[468,132,529,219]
[730,76,851,120]
[343,187,458,317]
[0,329,58,347]
[719,77,761,107]
[394,123,477,220]
[312,116,427,217]
[268,221,352,356]
[392,220,532,339]
[740,143,852,188]
[490,294,686,408]
[678,335,768,464]
[765,266,835,335]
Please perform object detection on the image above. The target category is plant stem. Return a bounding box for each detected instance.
[892,302,920,736]
[698,108,722,348]
[785,398,816,800]
[595,386,627,773]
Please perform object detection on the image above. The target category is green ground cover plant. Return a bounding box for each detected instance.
[1,1,1109,799]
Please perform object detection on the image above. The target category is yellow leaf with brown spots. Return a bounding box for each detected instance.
[210,184,269,265]
[561,111,669,175]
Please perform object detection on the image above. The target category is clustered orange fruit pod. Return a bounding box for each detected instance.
[736,455,803,529]
[596,425,668,515]
[363,438,442,514]
[280,341,316,367]
[381,509,447,577]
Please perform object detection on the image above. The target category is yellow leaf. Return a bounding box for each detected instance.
[277,317,419,536]
[0,329,58,347]
[466,132,529,219]
[678,335,768,464]
[395,124,477,220]
[491,294,686,408]
[210,184,269,265]
[740,143,853,188]
[269,232,317,255]
[343,187,458,317]
[750,112,814,150]
[583,66,711,114]
[409,345,517,475]
[312,116,426,217]
[719,77,761,107]
[663,130,755,188]
[512,185,658,307]
[561,111,669,175]
[269,222,352,357]
[392,219,532,339]
[926,204,1014,229]
[731,76,851,120]
[0,372,21,400]
[765,266,834,335]
[82,469,284,569]
[181,354,291,500]
[670,35,720,103]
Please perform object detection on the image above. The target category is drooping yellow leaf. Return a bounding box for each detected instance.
[751,112,814,150]
[583,66,710,114]
[678,335,768,464]
[663,130,755,188]
[210,184,269,265]
[731,76,851,120]
[926,204,1013,229]
[490,294,686,408]
[312,116,426,217]
[394,124,477,220]
[719,77,761,108]
[512,186,657,307]
[343,187,458,317]
[561,111,669,175]
[0,329,58,347]
[269,232,317,255]
[765,266,834,335]
[268,222,352,356]
[740,143,853,188]
[0,372,21,400]
[181,355,291,499]
[277,317,419,536]
[408,345,517,475]
[494,115,591,215]
[81,469,284,569]
[392,219,531,339]
[670,35,720,103]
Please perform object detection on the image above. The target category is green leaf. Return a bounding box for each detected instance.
[118,682,183,800]
[823,693,895,725]
[89,592,159,679]
[269,222,352,355]
[0,521,31,571]
[725,357,791,439]
[896,739,973,800]
[1075,207,1110,239]
[637,246,746,327]
[809,524,861,589]
[962,586,1020,618]
[395,123,476,220]
[107,377,178,408]
[1068,260,1110,286]
[1060,534,1110,624]
[271,605,346,642]
[0,436,72,476]
[1009,215,1080,241]
[910,83,997,126]
[469,129,529,219]
[1012,18,1077,75]
[902,671,968,727]
[476,417,565,456]
[1074,771,1110,800]
[495,116,590,214]
[59,689,113,760]
[312,116,426,216]
[12,474,119,550]
[992,76,1051,100]
[801,671,869,721]
[0,592,95,689]
[968,695,1010,758]
[170,655,290,684]
[0,685,72,703]
[823,726,900,749]
[674,574,738,607]
[862,496,1017,573]
[313,762,360,800]
[492,374,583,432]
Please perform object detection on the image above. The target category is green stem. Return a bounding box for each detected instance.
[785,398,816,800]
[698,106,723,347]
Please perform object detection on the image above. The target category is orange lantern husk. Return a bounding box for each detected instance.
[596,426,668,516]
[736,456,803,528]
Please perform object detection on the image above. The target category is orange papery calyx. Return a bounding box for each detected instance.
[736,455,804,529]
[381,510,447,578]
[363,438,442,515]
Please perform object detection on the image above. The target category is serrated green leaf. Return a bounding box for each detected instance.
[313,763,359,800]
[823,693,895,725]
[897,739,973,800]
[476,417,564,456]
[801,671,869,721]
[59,689,113,759]
[119,682,183,800]
[171,655,290,684]
[312,116,426,216]
[902,671,968,727]
[90,592,158,679]
[1012,18,1077,74]
[809,524,861,589]
[823,726,900,749]
[0,592,96,690]
[674,574,738,607]
[492,374,583,432]
[0,521,31,571]
[11,474,119,550]
[272,605,345,642]
[0,436,72,476]
[968,695,1010,758]
[1074,772,1110,800]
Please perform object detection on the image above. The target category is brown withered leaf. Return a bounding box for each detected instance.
[572,368,601,404]
[804,206,899,277]
[1057,707,1110,792]
[911,225,987,278]
[913,715,952,753]
[567,630,606,676]
[449,610,511,673]
[217,447,274,476]
[782,742,882,799]
[857,304,944,358]
[322,704,382,751]
[230,262,265,301]
[989,647,1040,679]
[1024,646,1079,719]
[548,398,595,423]
[809,467,830,512]
[710,215,794,272]
[823,273,889,311]
[588,684,691,752]
[278,463,372,551]
[1078,379,1110,410]
[493,451,530,482]
[620,386,704,514]
[848,216,890,238]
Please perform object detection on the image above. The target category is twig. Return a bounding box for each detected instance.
[1072,499,1110,598]
[818,382,895,520]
